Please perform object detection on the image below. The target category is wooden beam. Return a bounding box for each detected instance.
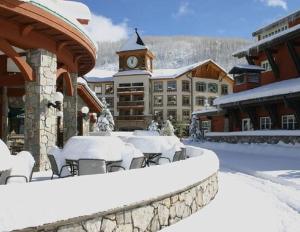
[246,55,255,65]
[20,24,34,37]
[265,49,280,79]
[287,40,300,75]
[0,73,24,86]
[56,66,73,96]
[0,38,34,81]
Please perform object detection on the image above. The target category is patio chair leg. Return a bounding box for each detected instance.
[51,172,54,180]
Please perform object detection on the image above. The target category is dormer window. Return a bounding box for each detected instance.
[261,60,272,72]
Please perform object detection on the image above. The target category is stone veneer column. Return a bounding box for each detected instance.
[63,73,77,143]
[24,49,57,171]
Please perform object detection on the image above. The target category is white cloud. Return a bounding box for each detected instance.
[86,13,129,42]
[173,2,193,18]
[260,0,288,10]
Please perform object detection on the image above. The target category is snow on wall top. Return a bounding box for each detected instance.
[206,130,300,137]
[85,69,115,82]
[233,24,300,57]
[19,0,97,49]
[214,77,300,106]
[192,107,219,115]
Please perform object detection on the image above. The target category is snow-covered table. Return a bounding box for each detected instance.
[0,139,13,172]
[125,136,184,159]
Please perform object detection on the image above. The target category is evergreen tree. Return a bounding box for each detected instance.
[96,97,115,132]
[160,120,175,136]
[148,120,159,132]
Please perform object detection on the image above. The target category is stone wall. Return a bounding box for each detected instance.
[24,49,57,171]
[21,173,218,232]
[206,135,300,144]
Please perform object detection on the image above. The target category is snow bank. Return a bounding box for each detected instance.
[0,147,219,231]
[132,130,159,136]
[0,140,13,171]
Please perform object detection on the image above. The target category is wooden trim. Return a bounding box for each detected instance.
[287,40,300,75]
[265,49,280,79]
[77,84,102,113]
[0,38,34,81]
[56,67,74,96]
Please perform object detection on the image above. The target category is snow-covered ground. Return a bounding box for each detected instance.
[163,141,300,232]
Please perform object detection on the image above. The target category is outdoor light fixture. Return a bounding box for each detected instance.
[48,92,64,111]
[81,106,89,117]
[22,95,26,103]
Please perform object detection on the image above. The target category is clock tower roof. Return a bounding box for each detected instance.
[118,28,148,53]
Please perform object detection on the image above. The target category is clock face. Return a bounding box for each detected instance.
[127,56,138,69]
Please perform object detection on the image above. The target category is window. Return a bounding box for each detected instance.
[196,82,206,92]
[132,82,144,87]
[221,84,228,95]
[119,83,131,87]
[154,81,163,92]
[282,115,297,130]
[132,95,143,101]
[119,95,130,102]
[195,96,205,106]
[208,97,216,106]
[154,110,163,121]
[167,95,177,106]
[182,110,190,121]
[208,83,218,93]
[154,95,163,106]
[260,117,272,130]
[182,80,190,92]
[201,120,211,133]
[235,75,246,85]
[182,95,190,106]
[119,109,130,116]
[167,81,177,91]
[242,118,253,131]
[94,86,102,94]
[105,84,114,94]
[167,110,177,121]
[261,60,272,72]
[106,97,114,107]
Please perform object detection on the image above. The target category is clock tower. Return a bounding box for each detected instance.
[116,28,154,72]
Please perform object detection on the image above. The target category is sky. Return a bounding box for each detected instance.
[81,0,300,42]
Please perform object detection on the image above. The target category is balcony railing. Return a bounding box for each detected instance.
[117,87,144,93]
[117,101,144,107]
[116,115,146,121]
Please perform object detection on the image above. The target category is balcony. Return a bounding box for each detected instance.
[117,101,144,108]
[116,115,146,121]
[117,87,144,95]
[234,73,261,93]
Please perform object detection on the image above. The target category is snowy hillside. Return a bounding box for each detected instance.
[96,36,252,71]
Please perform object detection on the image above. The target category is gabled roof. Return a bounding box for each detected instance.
[118,29,148,52]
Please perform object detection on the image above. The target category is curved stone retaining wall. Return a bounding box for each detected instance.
[21,173,218,232]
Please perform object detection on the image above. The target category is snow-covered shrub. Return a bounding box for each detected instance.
[189,115,201,140]
[96,97,115,132]
[148,120,159,132]
[160,120,175,136]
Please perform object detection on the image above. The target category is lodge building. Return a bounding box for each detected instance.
[195,10,300,133]
[85,30,233,131]
[0,0,102,170]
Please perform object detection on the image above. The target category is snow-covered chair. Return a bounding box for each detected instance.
[109,156,146,172]
[78,159,107,176]
[48,155,73,179]
[5,151,35,184]
[157,148,186,164]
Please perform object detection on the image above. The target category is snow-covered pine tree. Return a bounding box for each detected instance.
[148,120,159,132]
[160,120,175,136]
[96,97,115,132]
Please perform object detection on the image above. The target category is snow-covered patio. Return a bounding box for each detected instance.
[163,141,300,232]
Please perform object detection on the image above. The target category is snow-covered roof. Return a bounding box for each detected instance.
[77,77,103,107]
[192,107,219,115]
[252,9,300,36]
[233,24,300,57]
[229,64,265,74]
[21,0,97,49]
[118,30,148,52]
[85,69,115,82]
[85,59,231,82]
[214,77,300,106]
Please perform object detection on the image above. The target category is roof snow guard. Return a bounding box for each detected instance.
[118,29,148,52]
